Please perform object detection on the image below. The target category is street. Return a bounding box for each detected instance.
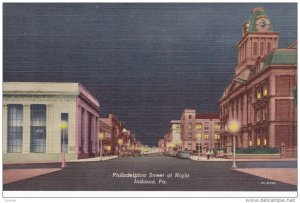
[3,154,297,191]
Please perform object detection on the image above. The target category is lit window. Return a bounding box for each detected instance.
[215,123,220,130]
[214,134,220,140]
[196,124,202,130]
[263,89,268,96]
[263,137,267,146]
[204,134,209,140]
[257,137,261,146]
[188,123,192,130]
[257,91,261,99]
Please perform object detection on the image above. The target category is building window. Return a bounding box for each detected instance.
[188,123,192,130]
[249,135,252,147]
[204,122,209,130]
[214,134,220,140]
[188,115,192,119]
[61,113,68,153]
[257,137,261,146]
[262,106,268,121]
[196,123,202,130]
[188,133,192,139]
[260,42,264,56]
[253,42,257,55]
[263,86,268,97]
[204,134,209,140]
[267,42,271,53]
[30,105,46,153]
[214,123,220,130]
[7,105,23,153]
[263,136,268,147]
[257,89,262,100]
[256,109,261,122]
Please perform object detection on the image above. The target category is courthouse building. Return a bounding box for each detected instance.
[3,82,100,163]
[219,7,297,157]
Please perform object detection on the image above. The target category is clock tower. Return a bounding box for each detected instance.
[235,7,279,78]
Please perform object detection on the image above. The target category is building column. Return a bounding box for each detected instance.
[95,117,99,154]
[3,105,8,153]
[76,106,82,154]
[23,105,31,153]
[242,131,248,148]
[46,104,54,153]
[269,123,276,147]
[91,115,95,154]
[83,110,88,154]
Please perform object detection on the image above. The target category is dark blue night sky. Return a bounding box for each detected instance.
[3,3,297,146]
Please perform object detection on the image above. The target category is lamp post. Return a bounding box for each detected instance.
[195,134,201,160]
[60,121,68,169]
[228,120,240,169]
[99,132,104,161]
[117,138,123,157]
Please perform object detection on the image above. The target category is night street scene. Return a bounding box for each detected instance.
[2,2,297,199]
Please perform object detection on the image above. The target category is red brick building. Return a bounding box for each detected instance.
[219,7,297,157]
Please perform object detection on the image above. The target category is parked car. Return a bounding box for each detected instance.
[178,150,191,159]
[168,150,178,157]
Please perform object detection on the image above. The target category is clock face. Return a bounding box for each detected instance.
[256,17,270,32]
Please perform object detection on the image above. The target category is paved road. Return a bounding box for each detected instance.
[3,154,297,191]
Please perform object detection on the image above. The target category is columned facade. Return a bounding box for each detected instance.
[3,82,100,163]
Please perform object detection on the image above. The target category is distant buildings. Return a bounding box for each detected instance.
[158,109,220,154]
[219,7,297,157]
[99,114,141,156]
[180,110,220,153]
[3,82,100,163]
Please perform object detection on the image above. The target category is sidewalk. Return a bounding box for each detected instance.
[4,168,61,185]
[234,168,297,186]
[69,155,118,162]
[189,155,297,162]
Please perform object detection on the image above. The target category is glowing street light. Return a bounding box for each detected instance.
[99,132,104,161]
[60,121,68,169]
[228,120,241,169]
[118,138,123,157]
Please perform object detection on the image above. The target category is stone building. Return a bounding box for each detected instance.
[3,82,100,163]
[219,7,297,157]
[180,109,220,153]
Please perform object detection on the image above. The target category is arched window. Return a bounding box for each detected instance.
[260,42,264,56]
[253,42,257,55]
[267,42,271,53]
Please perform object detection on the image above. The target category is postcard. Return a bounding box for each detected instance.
[2,2,298,200]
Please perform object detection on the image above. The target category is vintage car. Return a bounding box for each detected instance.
[178,150,191,159]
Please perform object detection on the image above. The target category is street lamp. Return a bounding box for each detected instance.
[228,120,241,169]
[195,134,201,160]
[60,121,68,169]
[117,138,123,157]
[99,132,104,161]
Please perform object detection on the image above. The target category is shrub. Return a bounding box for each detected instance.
[236,147,280,154]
